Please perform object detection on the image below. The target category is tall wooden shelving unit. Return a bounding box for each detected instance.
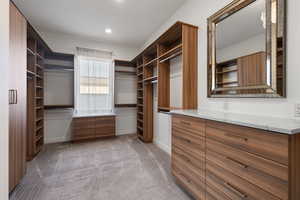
[132,21,198,142]
[26,24,47,160]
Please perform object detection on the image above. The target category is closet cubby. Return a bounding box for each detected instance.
[26,23,47,160]
[132,21,198,142]
[114,60,137,108]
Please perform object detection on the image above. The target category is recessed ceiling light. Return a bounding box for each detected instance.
[105,28,112,34]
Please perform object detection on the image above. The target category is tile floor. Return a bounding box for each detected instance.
[10,135,193,200]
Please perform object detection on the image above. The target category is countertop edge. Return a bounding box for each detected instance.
[171,110,300,135]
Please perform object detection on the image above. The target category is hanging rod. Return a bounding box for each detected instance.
[159,51,182,63]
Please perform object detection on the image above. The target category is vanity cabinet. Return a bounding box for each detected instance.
[172,114,300,200]
[72,116,115,142]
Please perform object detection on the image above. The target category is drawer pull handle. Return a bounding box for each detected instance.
[226,157,248,169]
[225,133,248,142]
[224,182,247,198]
[178,153,191,163]
[181,121,191,126]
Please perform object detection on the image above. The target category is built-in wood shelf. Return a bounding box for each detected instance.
[115,70,136,75]
[144,58,157,68]
[216,69,238,74]
[217,81,238,85]
[44,105,74,110]
[115,104,137,108]
[143,76,158,82]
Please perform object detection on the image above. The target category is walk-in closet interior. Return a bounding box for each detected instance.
[3,0,300,200]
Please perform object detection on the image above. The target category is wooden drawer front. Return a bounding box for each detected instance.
[206,121,289,165]
[173,164,205,200]
[95,127,115,137]
[206,161,281,200]
[172,115,205,137]
[73,128,95,140]
[172,147,205,182]
[173,146,205,173]
[207,139,288,200]
[94,117,115,126]
[73,118,95,129]
[206,184,231,200]
[173,129,205,159]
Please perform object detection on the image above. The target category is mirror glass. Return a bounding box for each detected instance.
[208,0,286,98]
[216,0,266,90]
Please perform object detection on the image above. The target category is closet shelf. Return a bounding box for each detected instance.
[138,112,144,115]
[115,104,137,108]
[27,48,35,56]
[159,44,182,60]
[137,64,143,69]
[137,126,143,131]
[217,81,238,85]
[115,70,136,75]
[137,73,143,77]
[36,126,43,132]
[216,69,238,74]
[137,104,143,107]
[36,64,43,69]
[144,58,158,67]
[143,76,157,82]
[36,53,44,60]
[137,119,143,123]
[36,117,43,122]
[44,105,74,110]
[27,70,36,76]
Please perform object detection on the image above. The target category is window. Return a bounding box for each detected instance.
[75,47,114,112]
[79,58,110,95]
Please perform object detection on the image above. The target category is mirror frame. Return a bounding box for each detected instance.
[207,0,286,98]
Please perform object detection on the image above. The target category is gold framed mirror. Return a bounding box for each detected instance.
[207,0,286,98]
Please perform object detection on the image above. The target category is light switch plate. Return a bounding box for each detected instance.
[295,103,300,117]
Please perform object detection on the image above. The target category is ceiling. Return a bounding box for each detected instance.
[216,0,266,49]
[13,0,186,48]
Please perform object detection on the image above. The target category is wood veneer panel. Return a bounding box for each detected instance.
[142,84,153,142]
[289,134,300,200]
[9,2,27,191]
[182,24,198,109]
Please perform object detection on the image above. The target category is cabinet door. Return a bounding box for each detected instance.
[238,52,266,87]
[9,2,27,192]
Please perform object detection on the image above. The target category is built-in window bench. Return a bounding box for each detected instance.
[72,111,116,142]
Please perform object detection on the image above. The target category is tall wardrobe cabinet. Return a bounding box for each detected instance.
[9,3,27,192]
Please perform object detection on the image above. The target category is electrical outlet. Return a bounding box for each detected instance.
[295,104,300,117]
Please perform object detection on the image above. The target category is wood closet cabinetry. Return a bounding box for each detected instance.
[172,114,300,200]
[72,116,116,142]
[133,21,198,143]
[9,3,27,192]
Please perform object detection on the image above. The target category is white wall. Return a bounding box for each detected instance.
[0,0,9,199]
[145,0,300,153]
[40,30,139,143]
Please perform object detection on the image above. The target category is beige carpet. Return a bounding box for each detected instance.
[9,135,192,200]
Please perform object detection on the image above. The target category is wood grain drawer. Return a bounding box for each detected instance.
[172,115,205,137]
[207,139,288,200]
[73,128,95,137]
[206,184,231,200]
[73,118,95,129]
[206,161,281,200]
[95,116,115,126]
[172,147,205,182]
[173,128,205,159]
[206,120,289,165]
[172,146,205,173]
[172,164,205,200]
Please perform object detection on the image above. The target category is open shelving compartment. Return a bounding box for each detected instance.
[44,51,75,109]
[26,23,48,160]
[114,59,137,108]
[132,21,198,143]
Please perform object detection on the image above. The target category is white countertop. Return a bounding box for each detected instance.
[73,110,116,118]
[171,109,300,135]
